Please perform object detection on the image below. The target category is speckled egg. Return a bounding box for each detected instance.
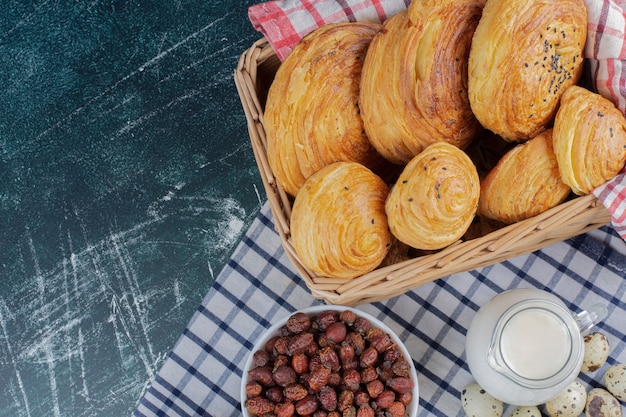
[585,388,622,417]
[604,363,626,401]
[461,382,503,417]
[510,405,542,417]
[545,380,587,417]
[581,332,610,372]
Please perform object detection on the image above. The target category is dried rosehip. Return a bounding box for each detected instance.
[369,333,392,353]
[252,350,270,368]
[366,379,384,398]
[245,381,262,398]
[288,332,315,355]
[337,390,355,412]
[387,376,413,394]
[295,394,319,415]
[345,332,365,355]
[273,354,289,370]
[318,385,338,411]
[316,311,339,331]
[359,346,379,368]
[265,386,284,403]
[342,369,361,392]
[308,366,331,392]
[274,336,290,355]
[352,317,370,335]
[383,345,402,363]
[309,354,323,372]
[319,346,340,371]
[354,391,370,407]
[376,363,394,383]
[292,353,309,375]
[325,373,340,388]
[326,322,347,344]
[386,401,406,417]
[360,367,377,384]
[275,401,295,417]
[273,365,297,387]
[284,383,308,401]
[374,390,395,409]
[265,336,279,353]
[398,391,412,406]
[391,359,411,377]
[286,312,311,334]
[339,310,357,326]
[356,404,375,417]
[248,366,274,387]
[245,397,274,415]
[339,343,355,364]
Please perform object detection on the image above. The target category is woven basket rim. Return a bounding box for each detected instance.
[234,38,611,306]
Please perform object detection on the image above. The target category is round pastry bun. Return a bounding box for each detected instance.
[264,22,385,197]
[385,142,480,250]
[468,0,587,142]
[359,0,484,165]
[478,129,571,224]
[290,162,392,279]
[553,85,626,195]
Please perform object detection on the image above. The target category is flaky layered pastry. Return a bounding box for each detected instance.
[553,85,626,195]
[359,0,485,165]
[468,0,587,142]
[290,162,392,279]
[478,129,571,224]
[385,142,480,250]
[264,22,385,197]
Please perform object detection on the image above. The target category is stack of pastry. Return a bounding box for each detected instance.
[261,0,626,280]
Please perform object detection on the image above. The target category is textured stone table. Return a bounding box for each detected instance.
[0,2,263,416]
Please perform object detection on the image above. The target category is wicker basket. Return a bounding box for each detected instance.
[234,38,612,306]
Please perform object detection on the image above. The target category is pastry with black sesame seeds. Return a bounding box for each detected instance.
[290,162,392,279]
[468,0,587,142]
[385,142,480,250]
[553,85,626,195]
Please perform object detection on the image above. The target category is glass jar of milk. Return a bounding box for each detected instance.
[465,288,606,406]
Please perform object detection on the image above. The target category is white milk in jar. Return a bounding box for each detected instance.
[465,288,604,406]
[499,307,571,380]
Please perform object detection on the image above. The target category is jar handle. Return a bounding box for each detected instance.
[574,303,608,335]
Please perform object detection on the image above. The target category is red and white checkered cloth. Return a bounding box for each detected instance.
[248,0,626,241]
[248,0,409,60]
[586,0,626,239]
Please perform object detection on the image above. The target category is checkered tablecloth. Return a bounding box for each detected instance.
[134,201,626,416]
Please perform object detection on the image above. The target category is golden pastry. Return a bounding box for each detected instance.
[359,0,485,165]
[290,162,392,279]
[264,22,385,197]
[553,85,626,195]
[468,0,587,142]
[478,129,571,224]
[385,142,480,250]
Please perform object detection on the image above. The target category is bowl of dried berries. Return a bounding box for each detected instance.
[241,305,419,417]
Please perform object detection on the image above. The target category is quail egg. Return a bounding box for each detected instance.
[604,363,626,402]
[585,388,622,417]
[545,380,586,417]
[461,382,503,417]
[581,332,610,373]
[510,405,542,417]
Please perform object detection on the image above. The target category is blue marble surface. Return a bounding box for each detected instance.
[0,1,264,415]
